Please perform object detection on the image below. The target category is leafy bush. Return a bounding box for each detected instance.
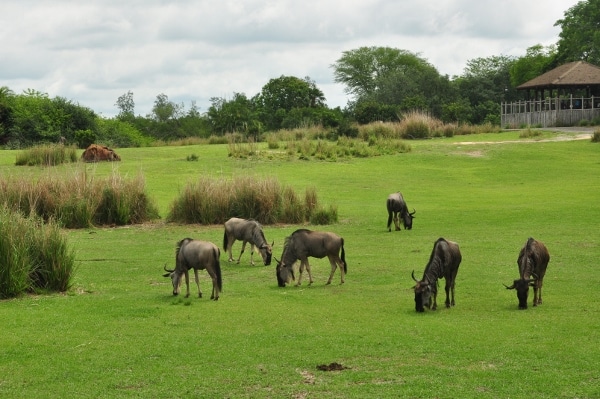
[591,130,600,143]
[0,206,75,298]
[96,119,151,148]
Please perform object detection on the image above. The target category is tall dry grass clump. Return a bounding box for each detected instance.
[399,111,443,139]
[0,169,159,228]
[15,144,78,166]
[167,177,336,225]
[0,206,75,298]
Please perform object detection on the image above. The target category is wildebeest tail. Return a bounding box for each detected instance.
[340,238,347,274]
[214,248,223,291]
[223,229,229,251]
[386,198,393,229]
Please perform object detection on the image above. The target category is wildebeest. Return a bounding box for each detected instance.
[162,238,222,300]
[412,238,462,312]
[223,217,273,266]
[386,192,415,232]
[275,229,347,287]
[504,237,550,310]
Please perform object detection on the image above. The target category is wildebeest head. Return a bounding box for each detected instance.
[402,209,416,230]
[412,270,433,312]
[275,258,294,287]
[504,278,535,309]
[163,264,183,296]
[259,241,274,266]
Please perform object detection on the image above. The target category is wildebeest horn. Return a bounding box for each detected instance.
[503,283,515,290]
[163,263,174,273]
[274,257,280,264]
[410,208,416,216]
[411,270,418,282]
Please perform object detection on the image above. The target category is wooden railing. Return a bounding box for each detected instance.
[501,96,600,127]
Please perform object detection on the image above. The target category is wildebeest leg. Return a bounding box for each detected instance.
[326,255,344,285]
[249,244,256,266]
[226,236,236,262]
[444,279,454,308]
[184,270,191,298]
[236,241,248,264]
[393,213,401,231]
[297,259,313,286]
[431,292,438,310]
[534,280,542,306]
[194,269,202,298]
[207,270,219,300]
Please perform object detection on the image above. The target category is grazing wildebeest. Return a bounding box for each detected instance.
[386,192,415,232]
[162,238,222,300]
[275,229,347,287]
[223,217,273,266]
[504,237,550,310]
[411,238,462,312]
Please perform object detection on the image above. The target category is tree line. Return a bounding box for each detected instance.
[0,0,597,148]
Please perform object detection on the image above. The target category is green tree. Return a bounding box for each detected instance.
[555,0,600,65]
[8,90,98,147]
[207,93,259,135]
[115,90,135,121]
[332,47,452,121]
[150,93,183,123]
[510,44,557,87]
[0,86,15,145]
[332,47,438,98]
[453,55,515,124]
[255,75,326,130]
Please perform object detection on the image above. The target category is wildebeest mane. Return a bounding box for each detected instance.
[422,238,447,283]
[175,237,194,270]
[518,237,536,279]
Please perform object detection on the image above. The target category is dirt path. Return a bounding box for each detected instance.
[456,127,594,145]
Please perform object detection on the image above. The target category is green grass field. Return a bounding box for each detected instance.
[1,132,599,398]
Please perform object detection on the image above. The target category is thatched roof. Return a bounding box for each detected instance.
[517,61,600,90]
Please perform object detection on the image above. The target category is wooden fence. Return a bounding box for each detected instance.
[501,96,600,128]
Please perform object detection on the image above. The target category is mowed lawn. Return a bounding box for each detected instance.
[0,132,599,398]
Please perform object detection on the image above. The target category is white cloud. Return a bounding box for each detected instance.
[0,0,579,117]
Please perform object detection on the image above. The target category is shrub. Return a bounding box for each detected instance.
[400,111,436,139]
[591,130,600,143]
[0,169,159,228]
[519,128,542,139]
[310,205,338,225]
[167,176,335,225]
[0,207,75,298]
[15,144,78,166]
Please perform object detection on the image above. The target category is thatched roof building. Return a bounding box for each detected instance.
[503,61,600,127]
[517,61,600,98]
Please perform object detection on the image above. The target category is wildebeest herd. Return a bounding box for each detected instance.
[163,192,550,311]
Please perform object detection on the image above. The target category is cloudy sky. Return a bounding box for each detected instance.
[1,0,579,118]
